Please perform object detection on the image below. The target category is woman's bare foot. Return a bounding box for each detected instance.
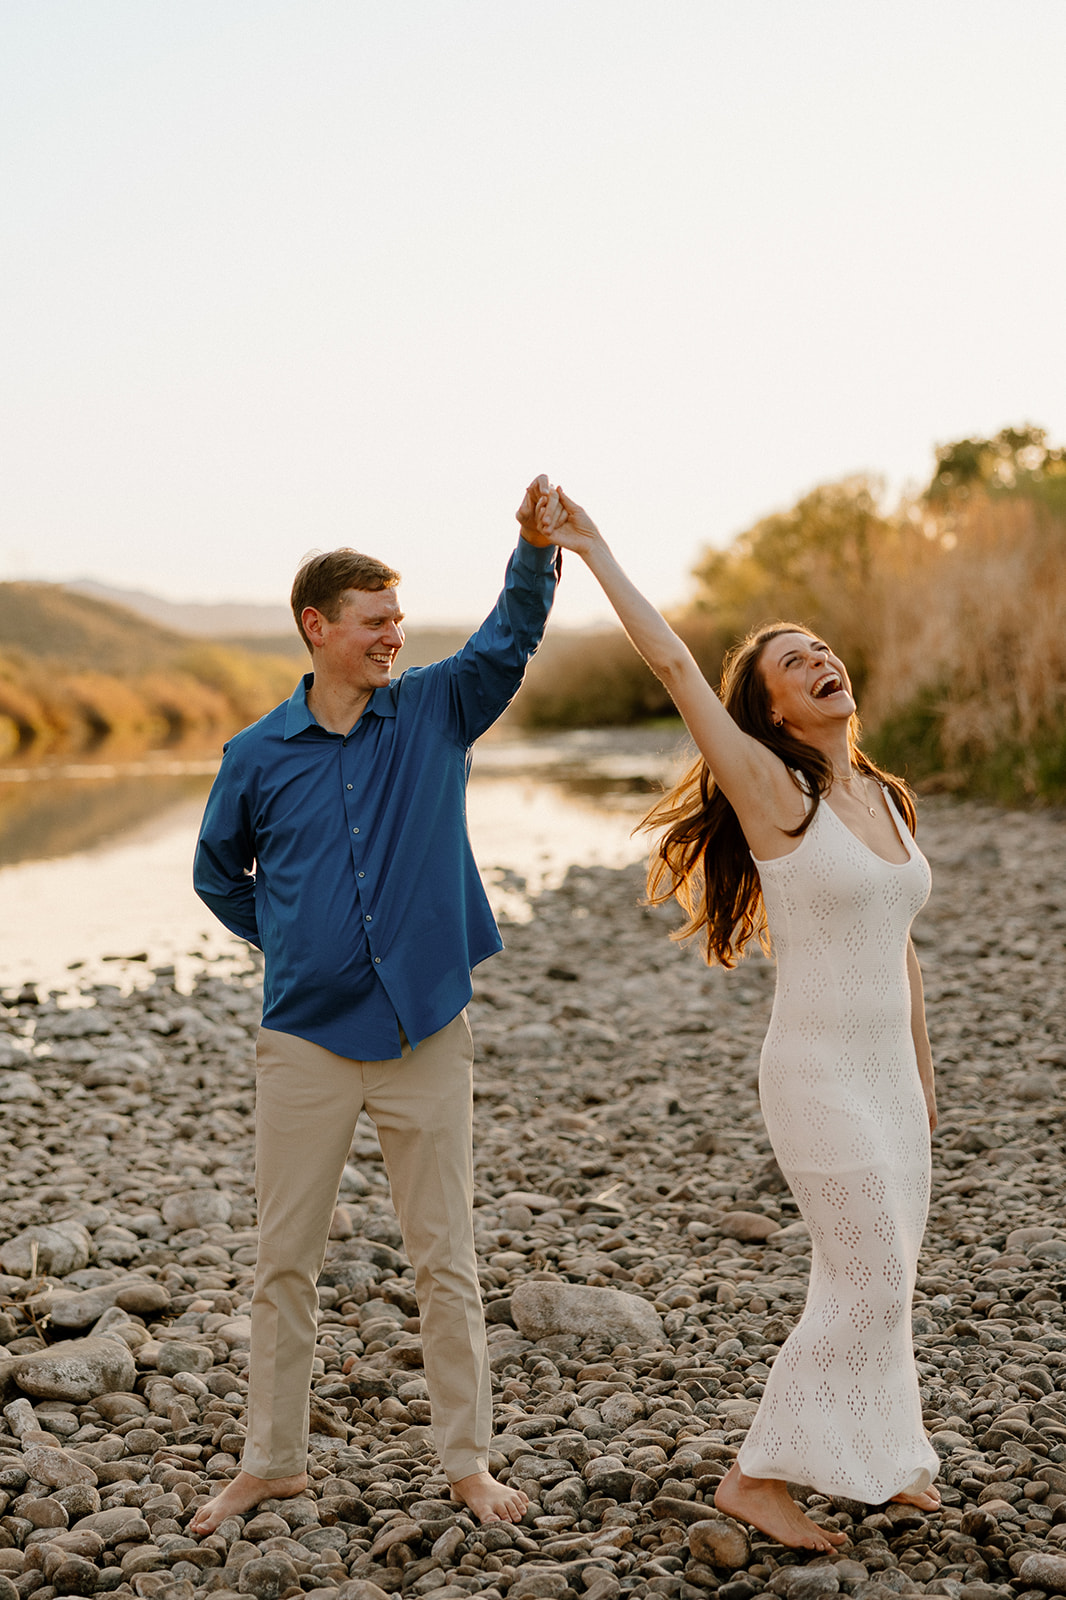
[450,1471,528,1524]
[189,1470,308,1535]
[714,1463,847,1552]
[891,1486,941,1511]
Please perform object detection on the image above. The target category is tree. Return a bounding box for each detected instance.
[688,477,893,700]
[925,424,1066,511]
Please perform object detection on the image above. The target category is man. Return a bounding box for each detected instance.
[190,479,559,1531]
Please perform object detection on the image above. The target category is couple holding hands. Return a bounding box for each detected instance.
[193,476,939,1550]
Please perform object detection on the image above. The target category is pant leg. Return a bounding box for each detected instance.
[245,1026,368,1478]
[363,1013,491,1482]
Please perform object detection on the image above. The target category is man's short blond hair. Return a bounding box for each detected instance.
[290,548,402,655]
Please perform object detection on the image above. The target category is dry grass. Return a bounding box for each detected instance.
[514,486,1066,803]
[861,495,1066,798]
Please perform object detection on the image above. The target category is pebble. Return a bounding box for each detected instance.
[1,798,1066,1598]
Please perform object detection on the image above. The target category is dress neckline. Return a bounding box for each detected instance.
[751,784,915,869]
[822,784,912,867]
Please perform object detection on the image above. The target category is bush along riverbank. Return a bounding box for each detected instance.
[516,428,1066,807]
[0,795,1065,1599]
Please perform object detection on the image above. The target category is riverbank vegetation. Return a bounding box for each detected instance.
[518,425,1066,805]
[2,426,1063,803]
[0,586,297,759]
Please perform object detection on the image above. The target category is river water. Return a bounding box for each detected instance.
[0,726,691,996]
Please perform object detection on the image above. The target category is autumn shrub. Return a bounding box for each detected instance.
[862,494,1066,799]
[139,671,232,741]
[60,672,164,747]
[519,627,672,728]
[0,656,51,750]
[180,644,298,725]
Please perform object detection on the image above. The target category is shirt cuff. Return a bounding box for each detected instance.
[514,536,562,575]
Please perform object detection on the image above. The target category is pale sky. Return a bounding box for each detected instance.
[3,1,1064,627]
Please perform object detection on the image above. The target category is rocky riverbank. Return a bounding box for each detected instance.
[1,797,1065,1600]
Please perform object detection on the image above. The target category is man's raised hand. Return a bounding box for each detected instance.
[516,475,556,546]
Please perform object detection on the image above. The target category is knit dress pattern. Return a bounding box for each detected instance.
[736,793,940,1502]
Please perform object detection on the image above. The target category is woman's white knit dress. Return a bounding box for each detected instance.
[736,792,940,1503]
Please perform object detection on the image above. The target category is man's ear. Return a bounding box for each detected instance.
[302,606,327,649]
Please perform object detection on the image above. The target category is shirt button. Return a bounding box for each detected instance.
[365,914,372,922]
[374,957,381,965]
[358,871,365,879]
[346,784,353,791]
[352,827,360,835]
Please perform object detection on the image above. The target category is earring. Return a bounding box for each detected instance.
[772,714,783,727]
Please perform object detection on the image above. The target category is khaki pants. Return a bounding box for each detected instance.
[244,1014,490,1482]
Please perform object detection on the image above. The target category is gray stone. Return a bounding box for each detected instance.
[769,1565,841,1599]
[0,1220,92,1277]
[1017,1555,1066,1594]
[114,1280,171,1315]
[161,1189,233,1230]
[237,1554,302,1599]
[509,1571,569,1600]
[581,1576,620,1600]
[48,1555,98,1595]
[0,1071,44,1103]
[510,1281,664,1347]
[13,1335,137,1401]
[687,1518,750,1571]
[19,1444,98,1488]
[599,1392,645,1430]
[716,1211,781,1242]
[504,1024,563,1059]
[156,1339,215,1374]
[368,1519,422,1559]
[542,1475,588,1513]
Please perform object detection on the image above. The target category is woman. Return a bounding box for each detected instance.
[537,487,939,1552]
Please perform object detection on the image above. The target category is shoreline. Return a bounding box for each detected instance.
[0,797,1065,1597]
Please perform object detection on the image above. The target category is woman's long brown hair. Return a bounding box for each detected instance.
[643,622,917,967]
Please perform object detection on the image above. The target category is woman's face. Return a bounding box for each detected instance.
[758,631,856,738]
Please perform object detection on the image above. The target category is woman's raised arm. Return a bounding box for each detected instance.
[537,488,801,847]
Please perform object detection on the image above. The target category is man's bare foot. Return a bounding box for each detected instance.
[714,1463,847,1552]
[450,1470,528,1524]
[189,1470,308,1536]
[891,1486,941,1511]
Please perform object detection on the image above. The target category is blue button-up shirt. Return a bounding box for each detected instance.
[193,537,558,1058]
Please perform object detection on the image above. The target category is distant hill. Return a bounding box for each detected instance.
[0,582,190,674]
[62,580,472,669]
[67,580,293,638]
[0,580,499,756]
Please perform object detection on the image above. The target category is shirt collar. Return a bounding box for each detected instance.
[283,673,397,739]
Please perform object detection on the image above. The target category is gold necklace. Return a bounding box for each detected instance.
[838,768,877,817]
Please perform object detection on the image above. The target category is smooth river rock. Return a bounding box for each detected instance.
[12,1335,137,1400]
[510,1280,665,1346]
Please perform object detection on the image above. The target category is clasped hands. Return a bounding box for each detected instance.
[515,476,600,551]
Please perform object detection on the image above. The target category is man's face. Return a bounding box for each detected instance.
[307,587,405,692]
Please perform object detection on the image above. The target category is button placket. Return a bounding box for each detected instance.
[343,746,377,967]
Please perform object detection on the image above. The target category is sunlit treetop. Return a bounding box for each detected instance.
[926,425,1066,505]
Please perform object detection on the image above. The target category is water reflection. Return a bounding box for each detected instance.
[0,767,216,867]
[0,724,689,871]
[0,725,689,993]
